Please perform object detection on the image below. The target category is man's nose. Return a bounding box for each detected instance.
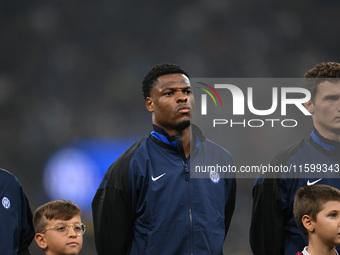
[176,93,189,103]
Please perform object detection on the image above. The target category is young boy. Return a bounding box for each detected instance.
[293,184,340,255]
[33,200,85,255]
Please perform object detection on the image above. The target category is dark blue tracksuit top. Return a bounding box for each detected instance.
[0,168,34,255]
[250,128,340,255]
[92,124,236,255]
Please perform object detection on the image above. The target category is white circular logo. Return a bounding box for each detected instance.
[210,171,220,183]
[2,197,11,209]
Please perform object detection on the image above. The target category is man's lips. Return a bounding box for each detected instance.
[178,105,191,113]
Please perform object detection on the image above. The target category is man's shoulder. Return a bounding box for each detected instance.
[0,168,19,185]
[270,137,309,166]
[102,136,149,188]
[109,136,148,164]
[202,138,233,156]
[0,168,22,198]
[105,136,152,174]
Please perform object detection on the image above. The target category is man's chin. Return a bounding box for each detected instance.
[175,120,191,131]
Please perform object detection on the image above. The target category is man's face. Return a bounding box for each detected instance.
[305,81,340,140]
[146,73,194,135]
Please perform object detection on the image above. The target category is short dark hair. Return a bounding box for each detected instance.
[33,200,81,233]
[305,62,340,101]
[293,184,340,236]
[142,63,190,100]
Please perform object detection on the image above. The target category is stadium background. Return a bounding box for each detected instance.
[1,0,340,254]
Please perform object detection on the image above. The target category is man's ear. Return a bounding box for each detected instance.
[304,100,315,114]
[146,97,154,112]
[35,233,48,250]
[302,214,315,233]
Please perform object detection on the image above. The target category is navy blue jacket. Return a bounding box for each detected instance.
[92,125,236,255]
[250,129,340,255]
[0,168,34,255]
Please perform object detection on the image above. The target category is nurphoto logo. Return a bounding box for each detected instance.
[195,78,311,128]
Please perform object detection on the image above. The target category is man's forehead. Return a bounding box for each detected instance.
[317,80,340,90]
[155,73,191,87]
[319,80,340,86]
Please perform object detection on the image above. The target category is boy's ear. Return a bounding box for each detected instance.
[304,100,315,114]
[35,233,48,250]
[302,214,315,233]
[146,97,154,112]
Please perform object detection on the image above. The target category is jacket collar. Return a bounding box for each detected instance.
[310,128,340,152]
[150,124,205,150]
[309,128,340,162]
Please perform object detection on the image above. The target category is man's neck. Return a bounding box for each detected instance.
[160,126,192,157]
[314,125,340,141]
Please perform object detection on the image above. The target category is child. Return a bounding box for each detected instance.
[293,184,340,255]
[33,200,85,255]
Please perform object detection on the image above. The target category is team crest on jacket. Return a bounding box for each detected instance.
[210,171,220,183]
[2,197,11,209]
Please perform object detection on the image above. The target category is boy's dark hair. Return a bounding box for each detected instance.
[293,184,340,236]
[305,62,340,101]
[142,63,190,100]
[33,200,81,233]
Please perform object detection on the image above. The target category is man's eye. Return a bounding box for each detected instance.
[185,90,191,95]
[326,96,338,101]
[164,92,173,96]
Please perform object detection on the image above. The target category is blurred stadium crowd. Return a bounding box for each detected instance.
[1,0,340,254]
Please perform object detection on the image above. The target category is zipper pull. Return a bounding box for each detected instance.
[185,164,190,181]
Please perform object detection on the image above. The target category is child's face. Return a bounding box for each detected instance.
[313,200,340,247]
[37,215,83,255]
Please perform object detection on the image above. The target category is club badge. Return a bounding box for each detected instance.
[210,171,220,183]
[2,197,11,209]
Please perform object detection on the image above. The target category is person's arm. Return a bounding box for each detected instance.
[249,177,285,255]
[92,162,133,255]
[224,178,236,236]
[17,188,35,255]
[92,139,144,255]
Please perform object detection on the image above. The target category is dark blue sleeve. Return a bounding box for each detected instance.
[17,186,35,255]
[250,177,285,255]
[92,138,144,255]
[224,178,236,236]
[0,169,34,255]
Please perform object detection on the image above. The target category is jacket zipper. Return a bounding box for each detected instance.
[176,136,194,255]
